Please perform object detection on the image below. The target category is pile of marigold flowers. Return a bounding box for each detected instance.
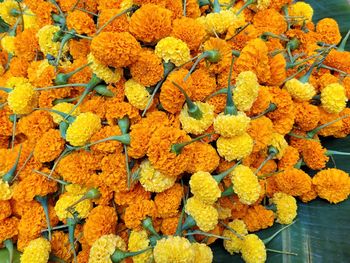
[0,0,350,262]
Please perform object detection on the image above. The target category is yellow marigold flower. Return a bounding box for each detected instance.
[313,168,350,204]
[6,76,29,87]
[200,10,238,35]
[185,197,218,232]
[124,79,150,110]
[89,234,126,263]
[66,112,101,146]
[155,37,191,66]
[231,165,261,205]
[37,25,67,57]
[285,78,316,101]
[87,53,122,84]
[254,0,271,10]
[0,180,12,200]
[321,83,347,114]
[288,2,313,26]
[139,160,176,193]
[54,193,92,221]
[192,243,213,263]
[154,236,195,263]
[269,132,288,159]
[65,184,88,195]
[21,237,51,263]
[241,234,266,263]
[217,133,253,161]
[270,192,297,224]
[7,82,38,114]
[233,71,259,112]
[128,230,153,263]
[214,112,250,137]
[50,102,81,124]
[223,219,248,254]
[189,171,221,205]
[23,9,38,29]
[0,0,18,25]
[179,102,215,135]
[1,35,15,54]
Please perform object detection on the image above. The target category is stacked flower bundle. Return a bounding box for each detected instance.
[0,0,350,262]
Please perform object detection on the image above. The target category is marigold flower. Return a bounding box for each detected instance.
[317,108,343,137]
[299,185,318,203]
[321,83,347,114]
[50,231,74,262]
[202,37,232,74]
[189,171,221,205]
[0,217,19,244]
[7,82,38,115]
[185,197,218,232]
[155,37,191,67]
[0,200,11,221]
[66,112,101,146]
[124,79,150,110]
[33,129,65,163]
[267,53,287,86]
[98,9,129,33]
[247,116,273,153]
[21,237,51,263]
[37,25,65,57]
[89,234,126,263]
[223,219,248,254]
[114,183,151,206]
[67,10,96,36]
[128,230,153,263]
[86,53,122,84]
[124,200,157,229]
[154,236,195,263]
[160,69,193,114]
[155,183,183,218]
[214,112,250,137]
[313,168,350,204]
[253,8,287,35]
[316,18,342,45]
[301,140,329,170]
[91,32,141,68]
[233,71,259,111]
[278,146,299,170]
[241,234,266,263]
[189,68,216,101]
[14,29,39,61]
[274,168,312,197]
[200,10,239,35]
[285,78,316,101]
[130,49,164,87]
[54,192,92,221]
[192,243,213,263]
[231,165,261,205]
[269,132,288,159]
[83,205,117,246]
[217,133,253,161]
[0,180,12,201]
[1,35,15,54]
[270,192,297,224]
[50,102,80,124]
[294,102,320,131]
[129,4,173,43]
[235,38,271,84]
[90,125,123,154]
[241,205,274,232]
[186,141,220,174]
[288,2,314,26]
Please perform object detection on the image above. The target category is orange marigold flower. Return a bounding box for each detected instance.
[207,92,226,114]
[14,29,39,61]
[160,69,193,114]
[77,249,90,263]
[114,184,151,206]
[0,106,13,137]
[124,200,157,229]
[59,0,98,13]
[130,48,164,87]
[227,24,259,51]
[190,68,217,101]
[129,4,172,43]
[334,108,350,138]
[252,9,287,35]
[91,32,141,68]
[247,86,272,116]
[172,17,206,50]
[274,168,312,196]
[203,37,232,74]
[80,96,107,119]
[106,101,140,125]
[97,0,123,10]
[299,185,318,203]
[324,49,350,75]
[27,60,56,88]
[220,195,248,219]
[185,0,201,18]
[133,0,167,5]
[51,231,74,262]
[267,53,287,86]
[317,73,339,91]
[160,215,179,235]
[186,141,220,174]
[278,146,300,170]
[270,0,292,10]
[33,129,65,163]
[8,57,29,77]
[83,205,118,246]
[0,217,19,244]
[90,125,123,154]
[316,18,342,45]
[294,102,320,131]
[235,38,271,83]
[265,175,280,198]
[343,76,350,99]
[38,88,71,108]
[67,10,96,36]
[155,183,183,218]
[147,126,191,177]
[247,116,274,153]
[0,200,11,221]
[317,108,343,137]
[242,205,274,232]
[165,0,182,19]
[97,9,129,33]
[301,140,329,170]
[313,168,350,204]
[68,39,91,60]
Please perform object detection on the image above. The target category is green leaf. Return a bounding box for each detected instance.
[0,248,21,263]
[0,17,10,33]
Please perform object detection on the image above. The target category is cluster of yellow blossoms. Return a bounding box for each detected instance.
[0,0,350,263]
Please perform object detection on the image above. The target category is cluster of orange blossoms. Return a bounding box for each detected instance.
[0,0,350,263]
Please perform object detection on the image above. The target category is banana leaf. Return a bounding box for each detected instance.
[212,2,350,262]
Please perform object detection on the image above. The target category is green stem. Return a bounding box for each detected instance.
[142,217,160,238]
[338,29,350,52]
[12,150,33,183]
[59,121,69,139]
[266,248,297,256]
[220,221,244,239]
[198,0,211,7]
[181,215,197,231]
[251,103,277,120]
[35,196,52,241]
[67,218,77,263]
[307,114,350,138]
[35,83,88,91]
[283,65,307,84]
[66,188,100,212]
[263,221,296,245]
[172,81,203,119]
[0,87,12,93]
[184,230,230,240]
[33,169,69,185]
[286,52,322,69]
[55,30,76,67]
[2,145,22,183]
[34,108,75,123]
[184,50,220,81]
[94,85,114,97]
[212,160,241,183]
[224,56,237,115]
[213,0,221,12]
[326,150,350,156]
[255,146,278,175]
[53,97,79,105]
[236,0,254,15]
[261,32,289,42]
[111,248,152,263]
[124,144,131,189]
[48,147,73,178]
[171,133,214,155]
[10,114,16,150]
[55,63,92,85]
[319,64,349,76]
[42,224,69,233]
[83,134,131,149]
[118,116,130,135]
[4,239,13,263]
[221,185,234,197]
[205,88,227,101]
